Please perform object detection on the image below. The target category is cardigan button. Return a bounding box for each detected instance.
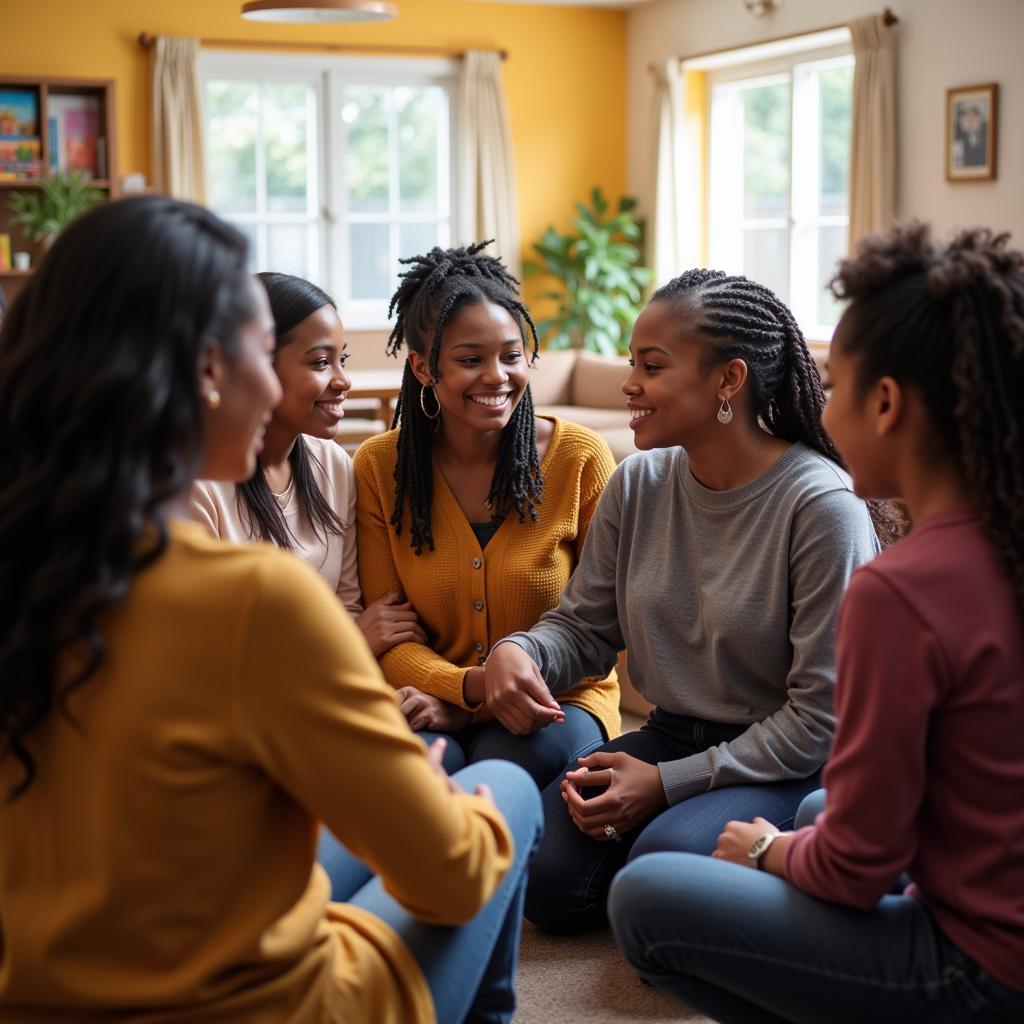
[473,600,484,611]
[473,642,484,652]
[472,557,482,569]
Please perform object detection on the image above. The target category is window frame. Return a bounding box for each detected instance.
[198,50,460,329]
[705,42,854,342]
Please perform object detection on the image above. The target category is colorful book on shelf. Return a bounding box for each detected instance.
[0,234,12,272]
[0,137,43,179]
[64,109,99,176]
[0,89,39,138]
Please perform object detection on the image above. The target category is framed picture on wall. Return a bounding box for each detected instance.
[946,83,998,182]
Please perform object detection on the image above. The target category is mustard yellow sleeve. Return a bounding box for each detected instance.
[235,552,512,925]
[354,441,479,709]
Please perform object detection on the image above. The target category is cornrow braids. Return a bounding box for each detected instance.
[652,269,905,547]
[386,241,543,554]
[831,221,1024,615]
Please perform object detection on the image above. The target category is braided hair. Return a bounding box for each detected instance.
[831,221,1024,614]
[651,268,905,546]
[387,241,543,554]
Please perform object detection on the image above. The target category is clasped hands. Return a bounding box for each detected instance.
[559,751,666,841]
[479,642,565,735]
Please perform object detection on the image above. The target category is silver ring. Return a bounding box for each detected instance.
[603,824,622,843]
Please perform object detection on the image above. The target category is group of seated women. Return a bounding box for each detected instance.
[0,196,1020,1024]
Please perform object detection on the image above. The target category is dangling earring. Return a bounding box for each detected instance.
[206,388,221,411]
[419,383,441,421]
[717,396,733,424]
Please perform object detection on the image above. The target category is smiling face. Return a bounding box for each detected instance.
[623,300,726,450]
[409,300,529,434]
[269,304,350,441]
[198,277,282,482]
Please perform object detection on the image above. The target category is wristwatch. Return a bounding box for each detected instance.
[747,831,779,869]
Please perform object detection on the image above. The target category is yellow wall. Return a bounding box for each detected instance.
[0,0,626,305]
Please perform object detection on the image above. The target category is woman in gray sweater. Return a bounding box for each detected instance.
[484,268,897,933]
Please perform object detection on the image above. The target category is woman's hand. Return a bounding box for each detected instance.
[713,817,780,868]
[560,751,666,840]
[356,591,427,657]
[425,737,493,805]
[482,642,564,735]
[397,686,472,733]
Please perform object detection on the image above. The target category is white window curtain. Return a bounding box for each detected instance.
[152,37,206,203]
[651,58,688,288]
[456,51,520,277]
[848,14,896,248]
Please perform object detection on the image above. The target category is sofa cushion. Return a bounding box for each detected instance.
[570,351,630,409]
[529,349,576,406]
[535,406,638,463]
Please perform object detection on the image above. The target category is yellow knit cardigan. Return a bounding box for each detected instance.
[354,417,621,739]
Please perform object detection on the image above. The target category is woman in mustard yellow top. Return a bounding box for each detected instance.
[0,198,542,1024]
[352,243,620,790]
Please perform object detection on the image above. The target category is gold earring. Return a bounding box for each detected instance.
[419,384,441,421]
[207,388,221,411]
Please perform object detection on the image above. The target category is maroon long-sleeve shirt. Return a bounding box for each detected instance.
[786,508,1024,992]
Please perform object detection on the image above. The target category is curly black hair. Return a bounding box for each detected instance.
[652,269,905,547]
[386,241,543,554]
[0,196,254,799]
[831,221,1024,612]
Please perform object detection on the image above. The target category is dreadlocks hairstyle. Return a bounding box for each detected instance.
[651,268,905,547]
[386,241,543,554]
[234,272,347,550]
[831,221,1024,616]
[0,196,254,800]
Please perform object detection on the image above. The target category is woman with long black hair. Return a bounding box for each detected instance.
[0,197,541,1024]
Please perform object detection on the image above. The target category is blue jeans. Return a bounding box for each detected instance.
[324,761,542,1024]
[524,708,821,933]
[420,702,605,789]
[609,852,1024,1023]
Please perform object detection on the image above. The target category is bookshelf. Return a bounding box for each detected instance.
[0,75,118,307]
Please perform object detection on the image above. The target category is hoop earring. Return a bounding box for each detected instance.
[419,384,441,421]
[206,388,221,411]
[716,396,733,424]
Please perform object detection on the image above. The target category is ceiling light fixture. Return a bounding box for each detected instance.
[241,0,397,23]
[743,0,783,15]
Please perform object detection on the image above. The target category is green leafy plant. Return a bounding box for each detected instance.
[524,187,652,356]
[8,170,105,245]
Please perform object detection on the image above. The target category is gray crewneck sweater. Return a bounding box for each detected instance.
[501,444,879,805]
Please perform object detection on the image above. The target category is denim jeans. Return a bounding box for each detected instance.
[609,851,1024,1023]
[420,702,606,789]
[524,707,821,933]
[325,761,542,1024]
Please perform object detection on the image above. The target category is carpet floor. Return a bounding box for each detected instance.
[513,921,710,1023]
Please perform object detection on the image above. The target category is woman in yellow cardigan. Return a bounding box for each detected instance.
[0,198,542,1024]
[352,242,620,790]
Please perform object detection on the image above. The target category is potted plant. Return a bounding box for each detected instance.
[524,187,652,356]
[8,170,105,247]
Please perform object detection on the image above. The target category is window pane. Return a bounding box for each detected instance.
[265,223,310,279]
[350,223,391,299]
[742,82,790,220]
[819,64,853,216]
[400,222,441,262]
[744,228,789,302]
[344,87,388,213]
[397,87,441,213]
[816,224,847,327]
[207,81,258,214]
[265,83,312,214]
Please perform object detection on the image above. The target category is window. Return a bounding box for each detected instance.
[200,53,456,327]
[706,43,854,340]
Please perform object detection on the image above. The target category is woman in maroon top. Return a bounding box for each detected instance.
[607,223,1024,1024]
